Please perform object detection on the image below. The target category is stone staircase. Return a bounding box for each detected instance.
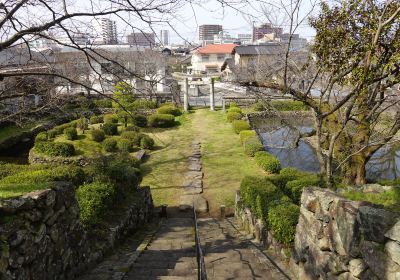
[123,217,197,280]
[198,217,290,280]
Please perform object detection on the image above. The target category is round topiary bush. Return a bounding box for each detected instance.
[243,137,264,156]
[125,125,140,132]
[254,151,281,174]
[102,123,118,136]
[157,105,182,116]
[76,118,88,133]
[90,129,105,142]
[140,135,155,149]
[232,120,251,134]
[227,107,242,114]
[64,127,78,140]
[103,138,117,152]
[34,142,75,157]
[131,114,148,127]
[35,132,48,142]
[239,130,257,143]
[148,114,176,128]
[47,129,58,139]
[90,115,104,124]
[121,131,141,146]
[104,114,119,124]
[268,203,300,245]
[117,139,133,153]
[226,112,242,123]
[286,175,325,204]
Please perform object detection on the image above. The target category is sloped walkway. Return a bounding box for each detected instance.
[198,217,290,280]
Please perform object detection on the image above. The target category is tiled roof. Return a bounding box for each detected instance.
[195,44,238,54]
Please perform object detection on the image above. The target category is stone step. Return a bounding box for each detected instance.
[179,195,208,213]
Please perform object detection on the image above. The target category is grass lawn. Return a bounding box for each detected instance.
[54,133,103,156]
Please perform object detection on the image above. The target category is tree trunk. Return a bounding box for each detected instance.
[343,154,367,185]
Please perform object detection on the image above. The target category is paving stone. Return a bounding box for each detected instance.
[184,171,203,180]
[188,162,201,171]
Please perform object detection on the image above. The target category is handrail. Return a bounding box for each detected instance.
[193,205,207,280]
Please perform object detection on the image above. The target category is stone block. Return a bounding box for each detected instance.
[385,241,400,266]
[349,258,368,278]
[385,220,400,242]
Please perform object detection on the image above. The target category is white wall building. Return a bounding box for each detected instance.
[190,44,237,74]
[93,18,118,45]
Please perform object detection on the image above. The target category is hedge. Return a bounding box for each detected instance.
[64,127,78,140]
[232,120,250,134]
[125,125,140,132]
[227,107,242,114]
[117,139,133,153]
[76,181,116,227]
[268,203,300,245]
[35,132,48,142]
[102,123,118,136]
[76,118,88,132]
[239,130,256,143]
[285,174,325,203]
[132,99,157,109]
[254,151,281,174]
[157,105,182,116]
[131,114,148,127]
[140,135,155,149]
[104,114,119,124]
[148,114,175,128]
[243,136,264,156]
[34,142,75,157]
[121,131,141,146]
[103,138,117,152]
[90,115,104,124]
[226,112,242,123]
[94,99,112,108]
[90,129,105,142]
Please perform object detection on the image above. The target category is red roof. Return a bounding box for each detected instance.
[195,44,238,55]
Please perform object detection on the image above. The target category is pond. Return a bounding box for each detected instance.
[252,117,400,181]
[0,138,33,164]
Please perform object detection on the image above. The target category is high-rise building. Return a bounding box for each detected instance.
[93,18,117,44]
[159,30,169,46]
[253,23,283,41]
[199,25,223,43]
[238,34,252,45]
[127,32,155,47]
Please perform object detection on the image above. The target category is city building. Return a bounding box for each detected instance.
[238,34,252,45]
[127,32,155,47]
[93,18,117,44]
[159,30,169,46]
[213,31,239,45]
[253,23,283,41]
[199,25,223,45]
[59,32,90,45]
[190,43,237,74]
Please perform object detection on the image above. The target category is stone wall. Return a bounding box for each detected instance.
[0,183,154,280]
[235,188,400,280]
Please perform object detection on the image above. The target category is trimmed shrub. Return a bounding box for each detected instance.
[47,129,58,139]
[64,127,78,140]
[254,151,281,174]
[131,114,148,127]
[117,111,130,127]
[148,114,175,128]
[227,107,242,114]
[90,129,105,142]
[103,138,117,152]
[157,105,182,116]
[102,123,118,136]
[268,203,300,245]
[232,120,250,134]
[286,174,325,203]
[140,135,155,149]
[132,99,157,109]
[76,118,88,132]
[243,136,264,156]
[94,99,112,108]
[34,142,75,157]
[104,114,118,124]
[90,115,104,124]
[125,125,140,132]
[121,131,141,146]
[76,181,116,227]
[117,139,133,153]
[226,112,242,123]
[35,132,48,142]
[239,130,256,144]
[229,102,238,108]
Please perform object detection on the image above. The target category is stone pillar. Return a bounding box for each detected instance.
[222,99,226,112]
[184,78,189,112]
[209,78,215,111]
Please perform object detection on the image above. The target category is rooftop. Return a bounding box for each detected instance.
[194,44,238,55]
[232,44,284,55]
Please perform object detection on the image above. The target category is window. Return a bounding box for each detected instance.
[202,55,209,61]
[217,54,225,60]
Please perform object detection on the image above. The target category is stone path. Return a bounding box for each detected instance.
[124,217,197,280]
[179,141,208,213]
[198,217,290,280]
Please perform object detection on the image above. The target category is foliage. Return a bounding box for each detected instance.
[64,127,78,140]
[102,123,118,136]
[47,121,77,138]
[132,99,157,110]
[343,189,400,212]
[47,129,58,139]
[252,101,265,112]
[271,100,309,111]
[243,136,264,157]
[232,120,250,134]
[254,151,281,174]
[121,131,141,146]
[131,114,148,127]
[148,114,176,128]
[229,102,238,108]
[286,175,325,204]
[102,138,117,152]
[117,111,130,127]
[90,115,104,124]
[267,167,307,189]
[239,130,257,144]
[377,178,400,187]
[226,112,242,123]
[157,104,182,116]
[35,132,48,142]
[227,107,242,114]
[76,181,116,227]
[268,203,300,245]
[35,141,75,157]
[104,114,119,124]
[140,135,155,149]
[125,125,140,132]
[76,118,88,132]
[90,129,105,142]
[112,82,135,110]
[117,139,133,153]
[93,99,112,108]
